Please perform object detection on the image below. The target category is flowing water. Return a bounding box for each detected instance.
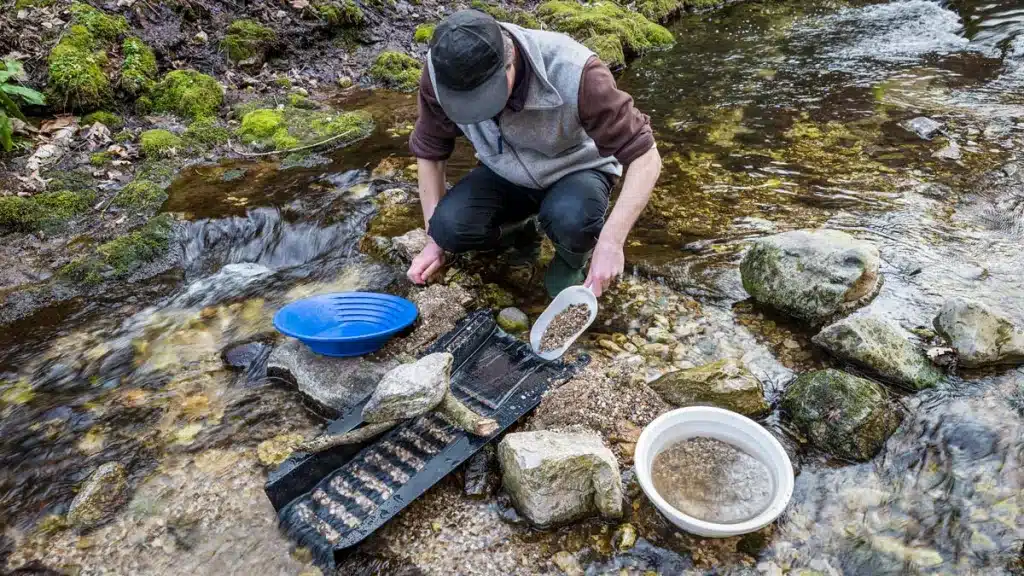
[2,0,1024,574]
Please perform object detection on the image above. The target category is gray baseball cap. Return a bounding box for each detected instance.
[428,10,509,124]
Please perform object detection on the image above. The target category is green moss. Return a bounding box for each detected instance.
[139,129,182,157]
[413,23,435,43]
[113,178,165,210]
[583,34,625,68]
[60,258,103,284]
[82,110,122,128]
[69,2,128,42]
[183,117,230,147]
[274,76,292,88]
[113,129,133,143]
[152,70,223,119]
[288,92,316,109]
[470,1,540,29]
[316,0,363,26]
[235,107,374,151]
[119,36,157,96]
[96,214,173,276]
[90,151,111,165]
[0,189,95,231]
[0,196,42,230]
[15,0,57,9]
[221,19,276,63]
[637,0,719,23]
[368,51,421,92]
[537,1,673,56]
[47,25,111,110]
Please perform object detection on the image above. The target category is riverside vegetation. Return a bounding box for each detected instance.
[2,0,1024,575]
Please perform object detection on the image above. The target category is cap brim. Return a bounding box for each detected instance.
[432,58,509,125]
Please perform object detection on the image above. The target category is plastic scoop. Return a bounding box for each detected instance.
[530,285,598,360]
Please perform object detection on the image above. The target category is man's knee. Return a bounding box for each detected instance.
[539,176,609,253]
[428,201,490,253]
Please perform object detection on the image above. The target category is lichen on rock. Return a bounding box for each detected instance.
[152,70,224,119]
[933,297,1024,368]
[813,314,943,390]
[648,357,770,417]
[368,51,422,92]
[781,369,902,461]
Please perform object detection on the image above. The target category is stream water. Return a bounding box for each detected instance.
[2,0,1023,574]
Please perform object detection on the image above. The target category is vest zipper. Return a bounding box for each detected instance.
[495,116,542,189]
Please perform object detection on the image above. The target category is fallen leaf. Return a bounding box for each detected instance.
[85,122,112,150]
[290,0,309,8]
[40,115,76,134]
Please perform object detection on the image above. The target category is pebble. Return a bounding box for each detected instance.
[551,551,583,576]
[496,307,529,333]
[612,523,638,551]
[598,339,624,354]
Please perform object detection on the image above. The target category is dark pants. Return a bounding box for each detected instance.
[428,166,613,255]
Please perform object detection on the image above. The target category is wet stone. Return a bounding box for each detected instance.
[266,338,393,418]
[390,228,429,263]
[781,369,903,462]
[496,307,529,333]
[498,429,622,526]
[463,444,496,499]
[257,433,305,467]
[648,358,770,418]
[813,314,943,390]
[221,339,272,372]
[362,352,452,422]
[933,297,1024,368]
[67,462,129,530]
[901,116,943,140]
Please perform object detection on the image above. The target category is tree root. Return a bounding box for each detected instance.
[297,420,400,454]
[437,390,499,437]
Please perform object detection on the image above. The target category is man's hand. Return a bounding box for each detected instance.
[584,238,624,297]
[407,238,446,285]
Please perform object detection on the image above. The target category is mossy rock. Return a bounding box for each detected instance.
[96,214,174,276]
[315,0,364,26]
[139,129,182,157]
[119,36,157,96]
[583,34,625,69]
[781,369,903,462]
[82,110,122,128]
[221,19,276,64]
[183,117,230,147]
[368,51,421,92]
[47,25,111,110]
[537,1,673,56]
[0,189,95,232]
[69,2,128,43]
[67,462,128,529]
[471,1,541,29]
[113,178,166,211]
[90,151,111,165]
[413,23,435,43]
[235,107,374,151]
[152,70,224,119]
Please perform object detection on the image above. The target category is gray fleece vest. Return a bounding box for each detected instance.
[427,23,623,190]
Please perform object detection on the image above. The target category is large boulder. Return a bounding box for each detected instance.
[267,338,394,418]
[362,353,452,422]
[497,429,622,526]
[781,369,902,461]
[813,315,943,390]
[67,462,129,529]
[933,298,1024,368]
[740,230,881,324]
[648,358,770,418]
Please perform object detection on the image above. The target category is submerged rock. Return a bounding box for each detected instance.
[740,230,881,324]
[390,228,429,263]
[257,433,305,467]
[363,353,453,422]
[497,429,622,526]
[648,358,770,418]
[781,369,902,461]
[67,462,129,529]
[266,338,393,418]
[901,116,942,140]
[497,307,529,333]
[813,315,943,390]
[933,297,1024,368]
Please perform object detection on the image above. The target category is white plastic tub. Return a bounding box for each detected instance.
[634,406,794,537]
[530,285,598,361]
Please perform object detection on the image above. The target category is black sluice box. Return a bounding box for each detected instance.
[265,310,585,570]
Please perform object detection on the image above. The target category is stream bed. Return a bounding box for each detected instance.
[2,0,1023,574]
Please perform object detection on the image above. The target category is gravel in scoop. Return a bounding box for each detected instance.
[539,303,591,352]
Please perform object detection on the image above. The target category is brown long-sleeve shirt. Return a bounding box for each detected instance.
[409,54,655,167]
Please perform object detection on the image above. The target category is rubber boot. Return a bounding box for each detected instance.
[498,217,541,266]
[544,245,590,299]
